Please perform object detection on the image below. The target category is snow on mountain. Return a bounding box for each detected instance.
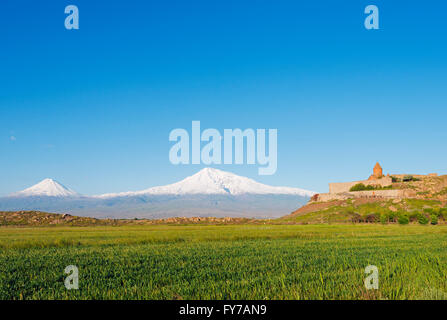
[0,170,315,219]
[96,168,315,198]
[10,178,80,198]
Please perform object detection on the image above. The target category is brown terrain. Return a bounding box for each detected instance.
[0,210,256,227]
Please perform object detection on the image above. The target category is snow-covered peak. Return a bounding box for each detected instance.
[97,168,315,198]
[11,178,80,198]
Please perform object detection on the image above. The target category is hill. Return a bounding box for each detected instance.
[284,174,447,224]
[0,211,256,227]
[283,198,446,224]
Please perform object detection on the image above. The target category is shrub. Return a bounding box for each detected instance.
[388,211,398,223]
[408,212,419,223]
[351,213,363,223]
[365,214,378,223]
[433,208,441,217]
[403,175,421,182]
[349,183,391,192]
[439,208,447,220]
[398,215,409,225]
[391,176,400,183]
[418,214,429,225]
[350,183,374,192]
[431,215,438,225]
[380,214,388,224]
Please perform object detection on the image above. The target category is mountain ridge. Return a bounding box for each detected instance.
[1,168,315,219]
[95,168,315,198]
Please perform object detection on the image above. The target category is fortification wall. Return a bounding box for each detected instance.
[329,177,392,194]
[314,189,416,202]
[391,173,438,179]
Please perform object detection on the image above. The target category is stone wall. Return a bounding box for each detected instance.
[329,177,392,194]
[391,173,437,179]
[315,189,416,202]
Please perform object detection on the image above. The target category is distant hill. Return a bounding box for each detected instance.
[0,211,257,227]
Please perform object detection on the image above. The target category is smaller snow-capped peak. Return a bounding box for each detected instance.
[11,178,80,197]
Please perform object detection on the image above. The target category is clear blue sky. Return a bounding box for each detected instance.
[1,0,446,196]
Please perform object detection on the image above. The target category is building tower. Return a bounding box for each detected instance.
[369,162,383,180]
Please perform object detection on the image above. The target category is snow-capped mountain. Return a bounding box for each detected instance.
[97,168,314,198]
[0,169,315,219]
[10,178,80,198]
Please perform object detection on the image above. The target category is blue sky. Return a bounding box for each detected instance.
[0,0,446,196]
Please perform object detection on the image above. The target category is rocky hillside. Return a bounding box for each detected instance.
[284,174,447,224]
[284,198,446,224]
[391,174,447,199]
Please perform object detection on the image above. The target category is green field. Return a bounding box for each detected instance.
[1,224,447,300]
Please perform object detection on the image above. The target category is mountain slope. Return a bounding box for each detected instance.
[97,168,314,198]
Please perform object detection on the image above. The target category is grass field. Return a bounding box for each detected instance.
[1,224,447,300]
